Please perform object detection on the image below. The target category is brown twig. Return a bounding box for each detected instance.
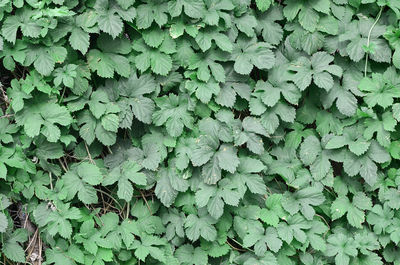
[226,240,243,252]
[63,156,69,170]
[139,189,152,215]
[95,188,124,210]
[59,158,68,172]
[38,233,42,265]
[85,142,95,164]
[107,146,113,154]
[0,114,13,119]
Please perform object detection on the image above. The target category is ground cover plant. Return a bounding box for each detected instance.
[1,0,400,264]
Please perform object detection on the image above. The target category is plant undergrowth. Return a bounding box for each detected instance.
[1,0,400,264]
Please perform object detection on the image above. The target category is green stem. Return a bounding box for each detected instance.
[0,199,5,246]
[59,86,67,104]
[229,238,254,253]
[126,22,143,36]
[126,202,130,219]
[364,7,383,77]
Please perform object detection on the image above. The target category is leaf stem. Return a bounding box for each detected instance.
[85,142,95,164]
[126,22,143,36]
[59,86,67,104]
[139,189,153,215]
[0,198,6,246]
[95,188,124,210]
[229,238,254,253]
[59,158,68,172]
[49,172,53,190]
[364,7,384,77]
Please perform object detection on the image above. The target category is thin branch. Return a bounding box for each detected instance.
[364,7,384,77]
[315,214,330,238]
[139,189,152,215]
[85,142,95,164]
[0,114,13,119]
[58,158,68,172]
[49,172,53,190]
[24,228,38,252]
[226,240,243,252]
[95,188,124,210]
[126,202,130,219]
[107,146,113,154]
[229,238,254,253]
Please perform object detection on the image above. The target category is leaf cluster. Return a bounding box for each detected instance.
[1,0,400,264]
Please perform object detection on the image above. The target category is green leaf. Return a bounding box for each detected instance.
[2,9,41,44]
[326,232,357,265]
[243,224,282,256]
[155,167,188,207]
[15,96,72,142]
[186,79,220,104]
[98,12,123,39]
[63,168,98,204]
[0,212,8,232]
[103,161,146,201]
[231,35,275,75]
[26,46,68,76]
[321,83,357,117]
[133,38,174,76]
[260,194,286,227]
[196,179,240,219]
[168,0,205,19]
[299,135,321,165]
[282,185,325,220]
[289,52,342,91]
[330,194,371,228]
[256,0,272,11]
[176,244,208,265]
[217,144,239,173]
[153,94,194,137]
[46,203,82,239]
[69,28,90,54]
[87,34,131,78]
[2,242,26,263]
[358,68,400,109]
[185,210,217,241]
[77,162,103,185]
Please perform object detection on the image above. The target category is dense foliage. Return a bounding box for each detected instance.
[1,0,400,264]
